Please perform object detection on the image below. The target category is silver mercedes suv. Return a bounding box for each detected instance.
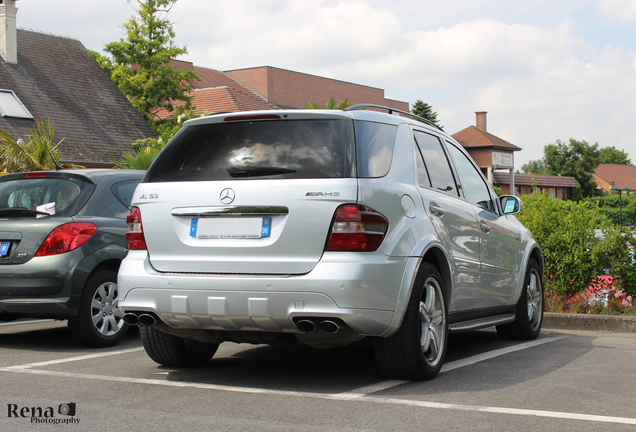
[118,105,543,380]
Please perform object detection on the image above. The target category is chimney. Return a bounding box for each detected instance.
[0,0,18,64]
[476,111,487,132]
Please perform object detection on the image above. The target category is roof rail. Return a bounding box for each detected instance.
[344,104,443,131]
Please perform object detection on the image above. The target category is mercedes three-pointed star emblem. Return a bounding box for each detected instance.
[220,188,235,204]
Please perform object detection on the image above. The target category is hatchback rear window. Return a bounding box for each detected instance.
[145,119,356,182]
[0,177,94,217]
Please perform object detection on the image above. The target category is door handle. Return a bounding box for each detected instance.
[480,221,491,233]
[429,202,444,217]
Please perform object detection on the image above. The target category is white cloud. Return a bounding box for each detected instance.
[13,0,636,166]
[596,0,636,23]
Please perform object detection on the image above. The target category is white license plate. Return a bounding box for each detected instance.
[190,217,271,239]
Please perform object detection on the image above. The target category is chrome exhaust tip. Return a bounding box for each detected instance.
[138,314,157,326]
[295,319,317,333]
[318,320,340,334]
[123,313,139,326]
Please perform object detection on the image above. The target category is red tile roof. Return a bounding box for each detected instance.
[594,164,636,189]
[452,126,522,151]
[155,61,277,119]
[493,172,578,187]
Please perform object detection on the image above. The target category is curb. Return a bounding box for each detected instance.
[543,312,636,333]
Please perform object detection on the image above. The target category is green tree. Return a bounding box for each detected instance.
[304,96,350,109]
[521,159,546,174]
[544,139,601,200]
[113,110,197,170]
[97,0,198,123]
[411,100,441,127]
[0,119,78,172]
[598,146,632,165]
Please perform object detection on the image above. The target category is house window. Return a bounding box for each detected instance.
[549,188,556,198]
[531,186,542,194]
[561,188,569,200]
[0,90,33,119]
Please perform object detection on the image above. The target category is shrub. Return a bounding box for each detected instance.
[517,193,605,301]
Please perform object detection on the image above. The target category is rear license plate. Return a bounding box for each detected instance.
[0,241,10,256]
[190,217,271,239]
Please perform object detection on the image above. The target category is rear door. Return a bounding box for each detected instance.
[412,130,482,311]
[444,141,519,307]
[135,113,358,275]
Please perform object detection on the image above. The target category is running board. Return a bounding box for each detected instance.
[448,314,516,333]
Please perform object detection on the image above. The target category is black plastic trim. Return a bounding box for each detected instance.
[0,278,64,296]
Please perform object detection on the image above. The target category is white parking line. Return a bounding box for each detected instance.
[5,347,145,370]
[0,319,56,327]
[1,366,635,425]
[4,333,629,425]
[440,335,569,373]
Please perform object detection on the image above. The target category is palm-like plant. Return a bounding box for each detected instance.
[113,144,163,170]
[304,96,350,110]
[0,119,67,172]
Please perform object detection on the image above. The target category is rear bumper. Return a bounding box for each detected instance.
[118,250,409,336]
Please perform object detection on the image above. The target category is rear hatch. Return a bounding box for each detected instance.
[137,112,358,275]
[0,172,95,264]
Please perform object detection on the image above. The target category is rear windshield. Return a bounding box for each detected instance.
[0,177,94,218]
[145,119,356,182]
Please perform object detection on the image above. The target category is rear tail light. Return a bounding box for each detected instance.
[126,206,147,250]
[325,205,389,252]
[35,222,97,257]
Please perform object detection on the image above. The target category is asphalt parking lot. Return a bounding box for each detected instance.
[0,319,635,431]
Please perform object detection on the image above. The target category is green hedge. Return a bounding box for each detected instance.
[517,193,636,300]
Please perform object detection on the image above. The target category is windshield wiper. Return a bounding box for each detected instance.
[227,166,296,178]
[0,207,52,218]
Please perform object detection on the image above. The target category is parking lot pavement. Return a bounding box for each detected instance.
[0,320,635,431]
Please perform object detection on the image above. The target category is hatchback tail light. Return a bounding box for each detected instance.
[126,206,147,250]
[325,205,389,252]
[35,222,97,257]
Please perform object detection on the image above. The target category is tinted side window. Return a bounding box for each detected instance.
[355,121,397,178]
[415,146,431,187]
[145,119,356,182]
[414,131,458,196]
[111,179,141,209]
[446,142,495,212]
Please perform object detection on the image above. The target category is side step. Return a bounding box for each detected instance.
[448,314,516,333]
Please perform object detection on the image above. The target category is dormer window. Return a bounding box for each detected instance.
[0,89,33,119]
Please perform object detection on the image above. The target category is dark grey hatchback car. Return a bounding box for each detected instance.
[0,169,144,347]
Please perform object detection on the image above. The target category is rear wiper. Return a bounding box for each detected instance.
[0,207,52,218]
[227,166,296,178]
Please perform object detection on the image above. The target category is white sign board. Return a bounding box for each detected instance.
[492,152,513,167]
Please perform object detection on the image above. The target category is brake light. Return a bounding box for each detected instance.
[223,114,281,122]
[35,222,97,257]
[325,205,388,252]
[25,172,46,178]
[126,206,147,250]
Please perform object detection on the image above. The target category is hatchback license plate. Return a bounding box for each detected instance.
[190,217,271,239]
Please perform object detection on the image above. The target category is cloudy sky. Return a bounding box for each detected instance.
[14,0,636,168]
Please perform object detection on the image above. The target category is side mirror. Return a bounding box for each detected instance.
[500,195,523,215]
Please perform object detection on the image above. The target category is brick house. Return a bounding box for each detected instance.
[452,112,577,198]
[594,164,636,195]
[156,61,408,118]
[0,0,154,167]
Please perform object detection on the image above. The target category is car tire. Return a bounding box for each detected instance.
[496,258,543,340]
[373,262,448,380]
[140,325,219,367]
[68,269,128,348]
